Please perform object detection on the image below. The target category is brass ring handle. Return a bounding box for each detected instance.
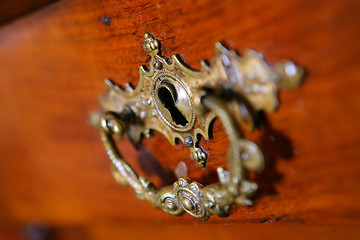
[91,33,304,220]
[99,94,264,220]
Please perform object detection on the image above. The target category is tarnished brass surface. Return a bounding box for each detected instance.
[90,33,303,220]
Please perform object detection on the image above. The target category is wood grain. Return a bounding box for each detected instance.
[0,0,359,236]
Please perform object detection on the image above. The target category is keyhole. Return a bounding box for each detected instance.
[158,85,189,127]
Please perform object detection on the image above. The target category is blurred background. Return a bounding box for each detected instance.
[0,0,359,239]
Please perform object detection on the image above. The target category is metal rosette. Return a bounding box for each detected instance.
[174,177,211,220]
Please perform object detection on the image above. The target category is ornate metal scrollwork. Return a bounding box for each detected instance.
[90,33,304,220]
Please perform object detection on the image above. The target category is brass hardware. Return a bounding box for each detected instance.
[90,33,304,220]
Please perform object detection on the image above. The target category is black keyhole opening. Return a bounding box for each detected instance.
[158,86,189,127]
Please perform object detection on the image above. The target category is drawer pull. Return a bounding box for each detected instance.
[90,33,304,220]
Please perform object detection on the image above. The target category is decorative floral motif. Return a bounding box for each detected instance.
[93,33,304,220]
[174,177,211,220]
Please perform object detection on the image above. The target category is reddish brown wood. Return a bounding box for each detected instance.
[0,0,58,25]
[2,223,360,240]
[0,0,360,237]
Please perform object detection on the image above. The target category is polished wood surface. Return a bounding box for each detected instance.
[0,0,359,237]
[2,223,360,240]
[0,0,57,26]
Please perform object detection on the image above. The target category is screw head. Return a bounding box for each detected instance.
[184,136,193,147]
[154,60,163,70]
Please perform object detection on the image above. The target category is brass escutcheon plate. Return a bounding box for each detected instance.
[90,33,304,220]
